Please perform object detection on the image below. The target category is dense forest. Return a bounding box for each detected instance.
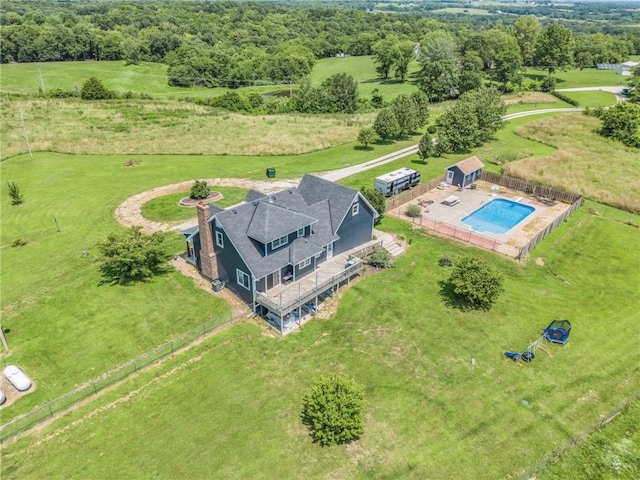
[2,1,639,89]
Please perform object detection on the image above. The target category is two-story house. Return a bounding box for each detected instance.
[183,174,379,326]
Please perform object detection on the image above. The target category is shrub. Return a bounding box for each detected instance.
[80,76,114,100]
[11,238,28,247]
[447,256,504,310]
[438,256,453,267]
[406,204,422,218]
[190,180,210,200]
[96,227,172,285]
[540,76,557,93]
[302,374,365,446]
[551,91,579,107]
[357,127,377,149]
[7,181,23,205]
[367,247,394,268]
[427,125,437,134]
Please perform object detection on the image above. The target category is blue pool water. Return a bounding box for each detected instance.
[462,199,535,234]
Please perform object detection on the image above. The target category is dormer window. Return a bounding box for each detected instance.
[297,228,305,238]
[352,203,359,216]
[271,235,288,249]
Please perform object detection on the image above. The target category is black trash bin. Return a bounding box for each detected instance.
[212,280,223,293]
[266,167,276,178]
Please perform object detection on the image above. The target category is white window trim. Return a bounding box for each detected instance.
[352,203,359,216]
[299,257,312,269]
[297,228,305,238]
[271,235,289,249]
[236,269,251,290]
[215,231,224,248]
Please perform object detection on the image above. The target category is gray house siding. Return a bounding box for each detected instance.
[334,195,375,255]
[448,166,481,188]
[213,223,253,304]
[293,257,315,280]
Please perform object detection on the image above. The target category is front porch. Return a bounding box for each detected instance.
[255,237,382,321]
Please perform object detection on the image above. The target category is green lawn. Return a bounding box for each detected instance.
[0,61,289,98]
[523,67,621,88]
[141,186,249,223]
[559,90,617,108]
[2,212,638,479]
[309,55,421,99]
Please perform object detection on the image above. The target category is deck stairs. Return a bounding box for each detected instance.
[376,231,406,257]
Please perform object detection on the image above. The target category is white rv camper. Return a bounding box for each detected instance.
[374,168,421,197]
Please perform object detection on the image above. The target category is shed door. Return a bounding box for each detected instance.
[446,170,454,184]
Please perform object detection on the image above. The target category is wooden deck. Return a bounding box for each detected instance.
[256,238,382,317]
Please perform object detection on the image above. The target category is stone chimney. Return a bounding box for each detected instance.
[197,202,218,280]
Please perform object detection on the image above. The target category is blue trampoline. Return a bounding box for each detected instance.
[543,320,571,344]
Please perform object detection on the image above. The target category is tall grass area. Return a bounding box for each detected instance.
[506,113,640,212]
[0,97,376,159]
[2,213,638,479]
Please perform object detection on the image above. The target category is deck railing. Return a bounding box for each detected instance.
[256,261,363,316]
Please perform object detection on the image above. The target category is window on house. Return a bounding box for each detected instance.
[299,257,312,269]
[215,231,224,248]
[297,228,305,238]
[236,269,251,290]
[352,203,359,216]
[271,235,289,249]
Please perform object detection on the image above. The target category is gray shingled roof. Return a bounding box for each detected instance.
[212,174,361,280]
[246,201,316,244]
[244,189,266,202]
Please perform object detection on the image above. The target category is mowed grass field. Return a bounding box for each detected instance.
[2,213,638,479]
[522,67,621,88]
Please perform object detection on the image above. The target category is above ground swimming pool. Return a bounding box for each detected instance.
[462,198,535,234]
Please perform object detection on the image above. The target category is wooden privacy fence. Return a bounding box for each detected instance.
[385,174,446,211]
[480,171,583,204]
[387,171,583,260]
[0,311,239,444]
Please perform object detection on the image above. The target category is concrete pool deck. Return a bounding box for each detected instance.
[387,180,572,258]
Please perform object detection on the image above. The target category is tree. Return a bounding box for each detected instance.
[447,256,504,310]
[190,180,210,200]
[302,374,365,446]
[96,227,173,285]
[373,108,400,141]
[80,76,113,100]
[418,133,435,163]
[418,30,459,101]
[357,128,377,149]
[494,45,523,91]
[535,23,574,74]
[410,91,431,128]
[599,102,640,148]
[360,186,386,223]
[322,73,359,114]
[436,101,480,153]
[462,86,507,143]
[370,88,385,109]
[392,40,416,80]
[7,181,24,205]
[514,15,541,66]
[373,36,398,80]
[391,94,419,136]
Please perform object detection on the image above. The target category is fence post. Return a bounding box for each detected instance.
[134,360,138,372]
[92,381,97,394]
[48,404,54,418]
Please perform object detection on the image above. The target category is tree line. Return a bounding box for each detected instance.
[2,1,639,89]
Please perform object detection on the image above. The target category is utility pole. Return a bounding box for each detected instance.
[37,63,45,93]
[19,107,33,157]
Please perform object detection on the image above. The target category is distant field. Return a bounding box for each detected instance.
[432,7,493,15]
[0,97,376,159]
[559,90,617,108]
[310,55,421,99]
[523,68,621,88]
[507,113,640,212]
